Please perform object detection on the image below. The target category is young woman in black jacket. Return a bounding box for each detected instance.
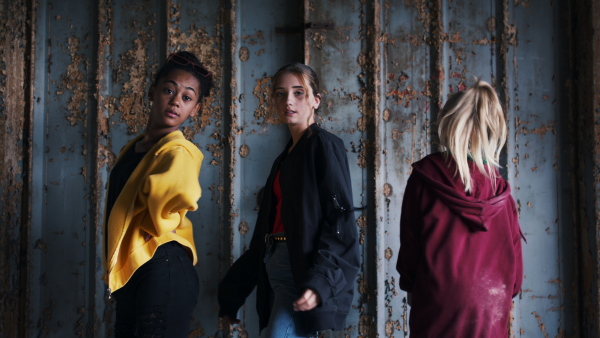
[218,63,359,337]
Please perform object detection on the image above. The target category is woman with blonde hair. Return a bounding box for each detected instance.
[397,80,524,337]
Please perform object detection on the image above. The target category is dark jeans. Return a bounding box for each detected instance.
[113,241,199,337]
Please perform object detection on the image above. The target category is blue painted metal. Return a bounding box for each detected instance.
[0,0,591,336]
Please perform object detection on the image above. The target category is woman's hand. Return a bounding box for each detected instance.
[293,289,321,311]
[223,315,240,325]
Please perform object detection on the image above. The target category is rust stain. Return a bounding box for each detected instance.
[59,37,89,126]
[311,32,326,50]
[358,313,375,337]
[205,142,223,166]
[253,75,278,124]
[383,183,392,197]
[356,214,366,245]
[241,31,266,46]
[531,311,549,338]
[115,37,152,135]
[449,30,462,43]
[383,108,391,122]
[357,117,367,132]
[239,46,249,62]
[238,221,249,236]
[384,247,393,261]
[239,144,250,158]
[385,86,419,108]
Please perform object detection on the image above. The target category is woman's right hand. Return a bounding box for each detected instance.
[223,315,240,325]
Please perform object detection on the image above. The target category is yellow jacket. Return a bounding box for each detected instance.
[104,130,203,293]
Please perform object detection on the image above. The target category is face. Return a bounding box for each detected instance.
[273,73,320,129]
[147,68,202,131]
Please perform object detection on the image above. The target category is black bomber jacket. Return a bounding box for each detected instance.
[218,124,360,334]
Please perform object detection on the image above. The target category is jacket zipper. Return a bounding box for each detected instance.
[331,194,345,235]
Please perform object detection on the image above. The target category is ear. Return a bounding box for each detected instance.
[148,85,155,101]
[312,93,321,110]
[191,102,202,117]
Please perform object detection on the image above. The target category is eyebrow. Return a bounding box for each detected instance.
[275,85,305,90]
[166,80,197,95]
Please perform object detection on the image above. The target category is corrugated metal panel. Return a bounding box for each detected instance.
[0,0,596,337]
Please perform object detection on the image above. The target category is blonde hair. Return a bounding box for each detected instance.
[437,80,507,193]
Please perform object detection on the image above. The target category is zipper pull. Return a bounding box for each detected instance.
[106,288,112,300]
[331,194,345,212]
[331,194,345,235]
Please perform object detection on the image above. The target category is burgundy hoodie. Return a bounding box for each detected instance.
[397,152,524,337]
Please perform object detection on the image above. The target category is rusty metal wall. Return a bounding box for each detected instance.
[0,0,597,337]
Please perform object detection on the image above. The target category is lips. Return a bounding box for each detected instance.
[165,110,179,118]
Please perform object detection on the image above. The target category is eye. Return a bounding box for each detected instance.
[163,88,173,94]
[275,91,285,97]
[294,90,304,96]
[183,95,192,101]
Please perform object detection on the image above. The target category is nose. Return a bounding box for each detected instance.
[169,95,180,107]
[286,92,294,105]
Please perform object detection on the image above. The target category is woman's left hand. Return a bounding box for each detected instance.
[293,289,321,311]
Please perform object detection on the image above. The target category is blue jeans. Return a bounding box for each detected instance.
[112,241,199,337]
[261,240,316,338]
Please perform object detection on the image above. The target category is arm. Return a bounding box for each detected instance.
[396,173,423,293]
[139,146,202,237]
[299,135,360,308]
[218,245,261,319]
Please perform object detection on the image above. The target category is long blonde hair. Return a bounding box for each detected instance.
[437,80,507,193]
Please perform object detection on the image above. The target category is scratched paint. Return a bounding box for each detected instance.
[1,0,596,337]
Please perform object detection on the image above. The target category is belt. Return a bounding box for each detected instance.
[265,233,287,243]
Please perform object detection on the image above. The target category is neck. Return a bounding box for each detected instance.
[137,126,177,152]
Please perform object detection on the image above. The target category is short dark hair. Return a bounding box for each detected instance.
[153,51,213,101]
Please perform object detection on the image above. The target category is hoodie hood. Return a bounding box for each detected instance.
[411,152,511,232]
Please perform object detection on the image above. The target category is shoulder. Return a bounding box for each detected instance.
[306,125,346,151]
[157,138,203,163]
[412,152,448,173]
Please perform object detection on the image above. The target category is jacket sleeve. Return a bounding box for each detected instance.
[217,245,261,318]
[510,197,524,297]
[138,146,202,236]
[300,135,360,306]
[396,173,423,293]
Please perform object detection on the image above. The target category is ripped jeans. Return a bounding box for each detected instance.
[112,241,199,337]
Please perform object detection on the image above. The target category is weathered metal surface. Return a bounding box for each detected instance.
[0,1,31,336]
[0,0,597,337]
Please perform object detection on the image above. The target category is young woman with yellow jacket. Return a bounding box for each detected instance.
[103,51,213,337]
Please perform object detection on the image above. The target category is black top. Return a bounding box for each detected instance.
[105,145,147,257]
[218,124,360,333]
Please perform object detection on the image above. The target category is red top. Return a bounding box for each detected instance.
[271,170,284,234]
[397,152,524,337]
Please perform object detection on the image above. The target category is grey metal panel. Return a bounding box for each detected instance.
[0,0,590,336]
[378,1,437,336]
[506,2,574,336]
[28,0,100,336]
